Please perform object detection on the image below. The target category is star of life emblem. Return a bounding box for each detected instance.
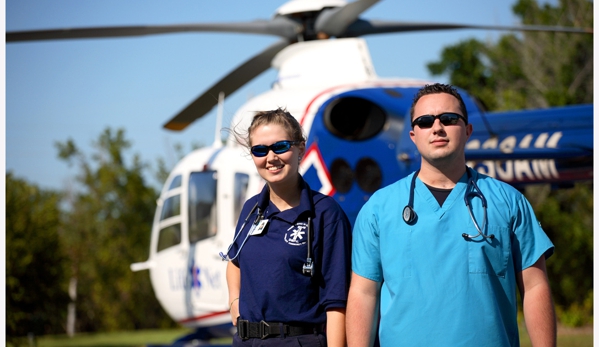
[284,222,308,246]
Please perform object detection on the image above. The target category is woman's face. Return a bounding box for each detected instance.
[250,123,305,189]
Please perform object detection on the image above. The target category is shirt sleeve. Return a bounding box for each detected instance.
[511,193,554,272]
[351,197,383,282]
[318,199,353,310]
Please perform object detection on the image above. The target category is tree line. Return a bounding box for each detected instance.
[6,0,592,344]
[7,129,178,347]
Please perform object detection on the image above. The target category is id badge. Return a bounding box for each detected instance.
[249,219,269,236]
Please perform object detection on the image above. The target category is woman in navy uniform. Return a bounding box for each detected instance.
[225,108,352,346]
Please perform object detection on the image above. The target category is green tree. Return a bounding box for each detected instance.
[56,127,176,332]
[511,0,593,107]
[427,0,592,110]
[427,38,500,110]
[6,173,70,345]
[525,183,593,326]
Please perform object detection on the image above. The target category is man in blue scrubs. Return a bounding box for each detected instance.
[346,84,556,346]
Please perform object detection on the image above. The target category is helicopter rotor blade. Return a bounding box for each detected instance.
[342,19,593,37]
[314,0,379,37]
[6,17,302,42]
[163,40,290,131]
[8,2,590,134]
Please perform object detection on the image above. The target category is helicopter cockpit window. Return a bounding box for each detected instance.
[160,195,181,221]
[356,157,383,193]
[168,175,182,190]
[330,158,354,194]
[324,97,387,141]
[188,171,217,243]
[234,173,250,224]
[157,224,181,252]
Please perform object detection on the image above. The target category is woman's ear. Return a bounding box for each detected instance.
[298,142,306,160]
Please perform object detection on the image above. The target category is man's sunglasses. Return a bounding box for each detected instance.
[250,140,300,157]
[411,113,467,129]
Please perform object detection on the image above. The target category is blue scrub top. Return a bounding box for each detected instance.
[229,177,352,325]
[352,168,554,347]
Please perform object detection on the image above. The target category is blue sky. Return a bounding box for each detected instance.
[6,0,539,191]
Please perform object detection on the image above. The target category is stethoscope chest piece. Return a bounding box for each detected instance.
[402,205,417,225]
[403,170,420,225]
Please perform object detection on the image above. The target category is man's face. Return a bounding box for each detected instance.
[409,93,472,166]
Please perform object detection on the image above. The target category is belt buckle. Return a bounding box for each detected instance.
[237,319,249,340]
[259,320,271,339]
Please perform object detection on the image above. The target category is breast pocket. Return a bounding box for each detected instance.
[381,226,413,279]
[467,225,510,277]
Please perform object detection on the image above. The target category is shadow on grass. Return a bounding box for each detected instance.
[9,325,592,347]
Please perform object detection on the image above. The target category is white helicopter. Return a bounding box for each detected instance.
[8,0,593,344]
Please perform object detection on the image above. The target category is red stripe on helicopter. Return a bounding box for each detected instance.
[177,311,229,324]
[299,143,335,197]
[299,79,429,126]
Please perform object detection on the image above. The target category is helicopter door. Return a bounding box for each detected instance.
[187,171,227,311]
[187,170,252,312]
[149,175,189,319]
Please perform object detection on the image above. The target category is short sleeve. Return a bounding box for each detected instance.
[319,207,352,309]
[352,198,383,282]
[511,194,554,272]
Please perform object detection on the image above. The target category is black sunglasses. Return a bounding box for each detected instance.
[411,112,467,129]
[251,140,300,157]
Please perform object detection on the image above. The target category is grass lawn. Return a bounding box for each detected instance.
[9,325,592,347]
[520,325,594,347]
[11,329,230,347]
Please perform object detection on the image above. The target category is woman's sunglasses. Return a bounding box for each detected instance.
[411,112,467,129]
[250,140,300,157]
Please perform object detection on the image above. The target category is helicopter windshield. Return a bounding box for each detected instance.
[188,171,218,243]
[156,175,183,253]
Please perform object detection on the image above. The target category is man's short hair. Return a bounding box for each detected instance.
[410,83,468,124]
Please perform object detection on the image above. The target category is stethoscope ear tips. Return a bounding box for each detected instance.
[402,206,417,225]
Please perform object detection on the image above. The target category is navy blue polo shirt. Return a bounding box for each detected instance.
[229,177,352,325]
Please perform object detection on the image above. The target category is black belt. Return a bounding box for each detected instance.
[237,318,325,340]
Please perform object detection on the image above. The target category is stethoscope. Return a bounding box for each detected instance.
[219,201,262,262]
[402,168,494,240]
[219,194,316,277]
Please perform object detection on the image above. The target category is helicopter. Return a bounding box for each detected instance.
[7,0,593,345]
